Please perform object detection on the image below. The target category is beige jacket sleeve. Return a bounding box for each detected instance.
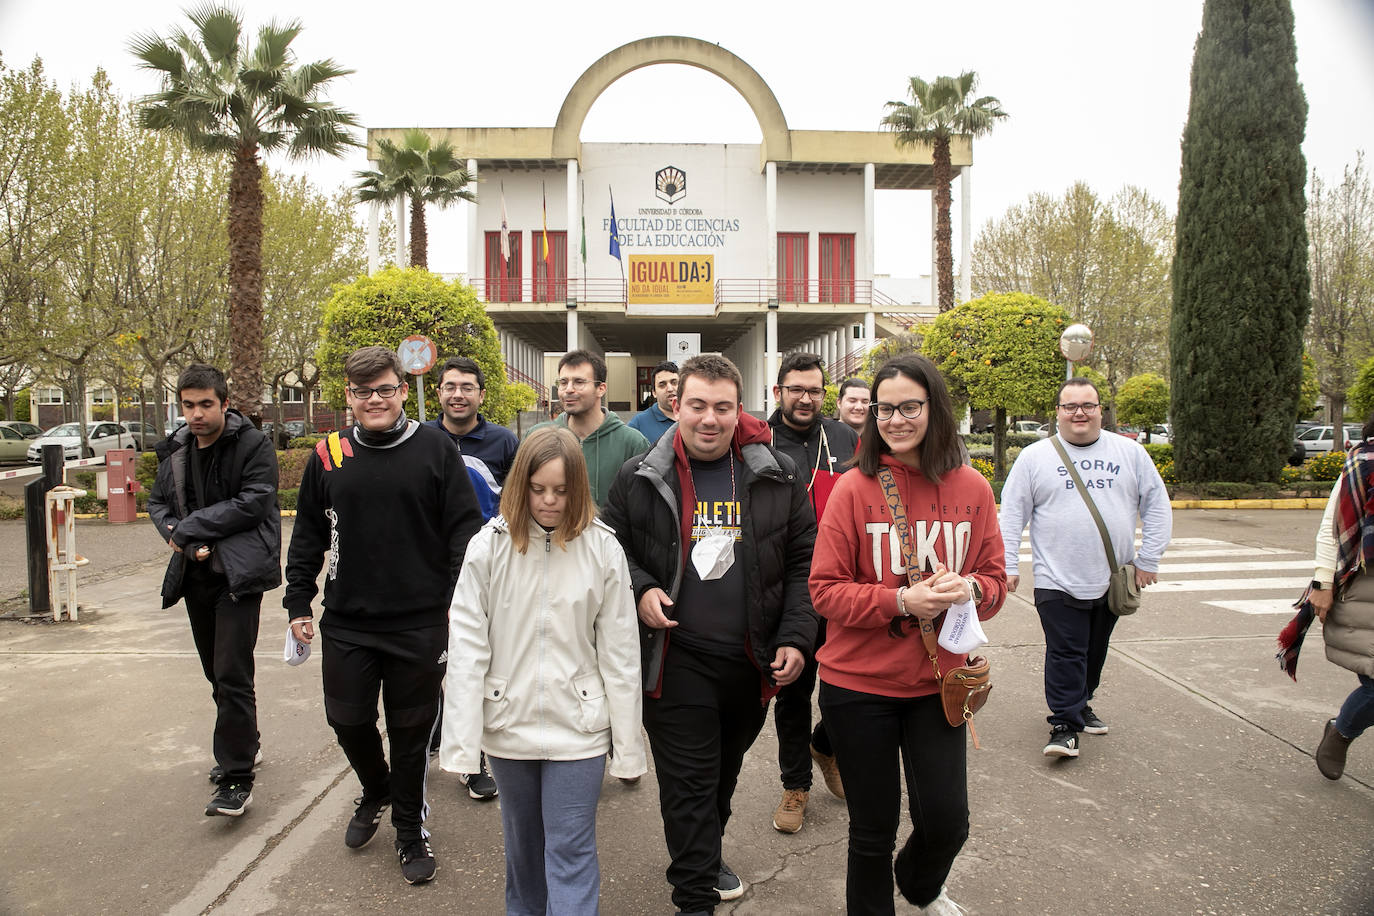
[1312,479,1341,588]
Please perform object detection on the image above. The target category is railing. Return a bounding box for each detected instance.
[477,277,915,308]
[504,363,551,412]
[483,277,628,304]
[714,279,874,306]
[826,345,871,382]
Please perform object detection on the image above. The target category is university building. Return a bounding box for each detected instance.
[365,36,979,413]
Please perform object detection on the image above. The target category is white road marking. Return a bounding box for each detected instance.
[1202,599,1301,615]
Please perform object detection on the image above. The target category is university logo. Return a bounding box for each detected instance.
[655,166,686,204]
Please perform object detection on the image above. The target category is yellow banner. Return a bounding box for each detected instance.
[627,255,714,305]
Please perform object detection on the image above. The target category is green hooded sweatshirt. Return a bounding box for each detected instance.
[533,410,650,508]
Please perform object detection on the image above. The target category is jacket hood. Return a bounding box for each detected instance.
[735,411,773,447]
[161,408,249,457]
[559,409,629,442]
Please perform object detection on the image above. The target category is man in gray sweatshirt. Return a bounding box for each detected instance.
[999,377,1172,759]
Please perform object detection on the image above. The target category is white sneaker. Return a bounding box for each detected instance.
[920,887,968,915]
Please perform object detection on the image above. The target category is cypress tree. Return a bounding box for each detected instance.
[1170,0,1309,482]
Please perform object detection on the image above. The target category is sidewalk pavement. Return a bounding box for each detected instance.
[0,514,1371,915]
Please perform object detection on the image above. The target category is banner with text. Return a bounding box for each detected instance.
[627,254,714,305]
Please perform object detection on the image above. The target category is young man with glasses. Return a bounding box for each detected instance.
[284,346,483,884]
[998,377,1172,759]
[766,353,857,833]
[534,349,649,507]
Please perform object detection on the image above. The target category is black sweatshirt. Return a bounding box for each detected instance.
[284,422,483,631]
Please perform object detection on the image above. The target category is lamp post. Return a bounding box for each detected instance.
[1056,324,1093,435]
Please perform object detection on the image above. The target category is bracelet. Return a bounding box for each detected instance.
[896,586,909,617]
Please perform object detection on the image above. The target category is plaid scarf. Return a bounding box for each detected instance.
[1277,438,1373,680]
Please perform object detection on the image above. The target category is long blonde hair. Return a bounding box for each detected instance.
[500,426,597,553]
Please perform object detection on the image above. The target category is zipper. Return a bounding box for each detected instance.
[537,531,550,758]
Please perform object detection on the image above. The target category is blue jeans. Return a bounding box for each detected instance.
[486,754,606,916]
[1334,674,1374,740]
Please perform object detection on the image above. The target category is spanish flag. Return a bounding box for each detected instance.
[541,184,550,266]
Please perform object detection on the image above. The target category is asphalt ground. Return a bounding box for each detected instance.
[0,510,1371,915]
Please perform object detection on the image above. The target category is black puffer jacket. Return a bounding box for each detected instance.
[601,413,818,698]
[148,410,281,605]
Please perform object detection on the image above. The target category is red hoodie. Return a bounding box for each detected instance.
[809,455,1006,698]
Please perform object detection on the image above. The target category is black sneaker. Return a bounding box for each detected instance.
[205,782,252,816]
[716,861,745,901]
[1082,706,1108,735]
[345,794,391,849]
[460,754,498,800]
[210,748,264,784]
[397,836,437,884]
[1043,725,1080,758]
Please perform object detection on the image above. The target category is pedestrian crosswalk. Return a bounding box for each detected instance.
[1015,535,1311,615]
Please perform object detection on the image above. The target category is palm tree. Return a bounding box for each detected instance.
[355,129,475,271]
[882,72,1007,312]
[130,5,359,423]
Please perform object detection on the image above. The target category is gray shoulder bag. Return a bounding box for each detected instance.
[1050,436,1141,616]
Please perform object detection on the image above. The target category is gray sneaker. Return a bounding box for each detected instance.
[716,861,746,901]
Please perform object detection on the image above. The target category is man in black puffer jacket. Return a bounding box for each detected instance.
[149,364,281,818]
[602,354,817,915]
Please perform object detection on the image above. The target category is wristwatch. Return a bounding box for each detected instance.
[965,576,983,605]
[1310,580,1326,591]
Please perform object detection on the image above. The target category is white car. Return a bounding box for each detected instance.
[26,421,138,463]
[1294,425,1362,460]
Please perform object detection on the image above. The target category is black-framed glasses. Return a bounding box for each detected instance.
[348,384,405,400]
[1057,402,1100,414]
[781,385,825,400]
[439,383,480,395]
[872,399,927,420]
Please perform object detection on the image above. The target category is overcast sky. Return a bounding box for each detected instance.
[3,0,1371,279]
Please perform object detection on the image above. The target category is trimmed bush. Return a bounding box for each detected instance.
[1143,442,1173,464]
[1306,451,1346,481]
[277,448,313,490]
[289,435,324,450]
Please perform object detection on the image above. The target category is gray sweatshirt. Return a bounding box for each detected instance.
[999,433,1172,600]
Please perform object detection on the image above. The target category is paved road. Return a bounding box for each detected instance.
[0,509,1370,914]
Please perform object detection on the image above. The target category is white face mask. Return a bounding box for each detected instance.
[691,531,737,580]
[938,598,988,654]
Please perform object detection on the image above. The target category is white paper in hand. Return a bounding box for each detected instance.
[938,599,988,654]
[283,625,311,666]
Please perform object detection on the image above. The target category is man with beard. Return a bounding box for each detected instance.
[629,360,679,445]
[766,352,858,833]
[534,349,648,507]
[285,346,483,884]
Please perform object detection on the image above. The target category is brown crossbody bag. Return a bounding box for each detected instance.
[877,467,992,748]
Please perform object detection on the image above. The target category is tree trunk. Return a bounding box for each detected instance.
[1329,395,1345,433]
[150,359,169,445]
[228,144,265,427]
[993,407,1007,480]
[410,196,428,271]
[933,134,954,312]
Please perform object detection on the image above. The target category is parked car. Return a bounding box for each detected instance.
[1011,420,1042,435]
[1293,424,1363,460]
[1143,424,1171,444]
[26,422,138,463]
[119,420,164,450]
[0,424,37,463]
[1035,423,1051,438]
[1116,426,1141,440]
[0,420,44,439]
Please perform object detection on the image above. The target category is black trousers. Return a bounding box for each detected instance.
[321,620,447,842]
[642,641,768,914]
[773,619,830,789]
[183,570,261,786]
[820,682,968,915]
[1033,588,1118,730]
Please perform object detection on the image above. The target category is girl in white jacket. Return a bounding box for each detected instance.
[441,426,646,914]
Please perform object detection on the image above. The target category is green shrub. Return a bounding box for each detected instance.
[1157,459,1178,488]
[0,494,23,519]
[289,435,324,450]
[970,457,994,482]
[1307,451,1346,481]
[989,479,1006,502]
[1194,481,1280,499]
[1006,433,1039,449]
[136,451,159,492]
[964,433,992,446]
[278,488,299,510]
[1143,442,1173,465]
[1277,464,1304,487]
[967,447,993,461]
[277,448,313,490]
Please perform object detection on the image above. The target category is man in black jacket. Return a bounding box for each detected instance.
[602,354,817,915]
[766,352,858,833]
[149,364,281,818]
[284,346,482,885]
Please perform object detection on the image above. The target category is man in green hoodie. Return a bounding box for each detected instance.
[535,349,649,507]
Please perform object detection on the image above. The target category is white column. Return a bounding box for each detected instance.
[865,313,875,348]
[765,162,777,300]
[765,310,779,410]
[467,159,480,290]
[960,165,972,304]
[753,318,767,411]
[366,162,380,275]
[395,196,407,267]
[566,159,580,289]
[929,193,938,308]
[863,162,876,289]
[567,309,578,353]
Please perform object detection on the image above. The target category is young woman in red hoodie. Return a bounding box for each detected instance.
[809,354,1006,916]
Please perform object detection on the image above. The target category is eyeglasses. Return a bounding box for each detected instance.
[348,384,404,400]
[439,383,480,395]
[781,385,825,400]
[1057,402,1101,415]
[872,399,927,420]
[556,377,597,390]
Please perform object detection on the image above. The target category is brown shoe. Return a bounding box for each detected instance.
[1316,718,1352,780]
[772,788,808,834]
[810,744,845,799]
